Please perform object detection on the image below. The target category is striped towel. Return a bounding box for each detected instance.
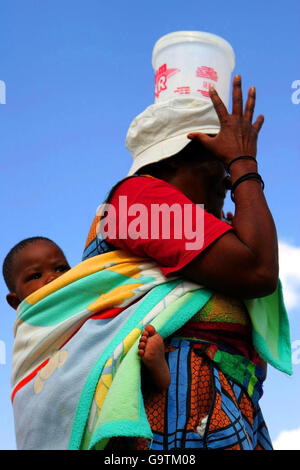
[11,250,292,450]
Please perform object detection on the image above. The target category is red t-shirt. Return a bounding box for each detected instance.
[92,175,264,367]
[104,175,232,275]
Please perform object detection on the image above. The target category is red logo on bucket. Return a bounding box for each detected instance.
[196,66,218,98]
[196,66,218,82]
[155,64,181,98]
[174,86,190,95]
[197,81,215,97]
[197,89,210,98]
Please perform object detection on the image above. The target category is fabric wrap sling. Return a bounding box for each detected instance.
[11,177,292,450]
[11,248,292,450]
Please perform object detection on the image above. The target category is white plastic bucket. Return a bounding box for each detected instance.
[152,31,235,107]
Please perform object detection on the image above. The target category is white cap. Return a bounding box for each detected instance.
[126,97,220,176]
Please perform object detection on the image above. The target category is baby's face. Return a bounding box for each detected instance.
[11,240,70,306]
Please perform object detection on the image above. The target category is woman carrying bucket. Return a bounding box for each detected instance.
[83,32,290,450]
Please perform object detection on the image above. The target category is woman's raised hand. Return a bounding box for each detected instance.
[187,75,264,166]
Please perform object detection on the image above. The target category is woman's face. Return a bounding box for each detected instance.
[196,158,228,219]
[174,156,228,219]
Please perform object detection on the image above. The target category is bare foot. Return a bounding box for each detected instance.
[138,324,171,390]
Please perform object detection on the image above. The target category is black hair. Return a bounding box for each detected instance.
[2,236,61,292]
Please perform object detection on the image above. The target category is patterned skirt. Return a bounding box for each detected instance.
[106,338,273,451]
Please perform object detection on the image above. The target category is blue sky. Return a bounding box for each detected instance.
[0,0,299,450]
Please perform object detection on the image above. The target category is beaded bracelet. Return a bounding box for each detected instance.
[227,155,257,173]
[230,172,265,202]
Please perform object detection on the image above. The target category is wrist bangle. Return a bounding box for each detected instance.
[227,156,257,173]
[231,172,265,202]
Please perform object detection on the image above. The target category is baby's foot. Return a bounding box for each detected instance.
[138,324,171,390]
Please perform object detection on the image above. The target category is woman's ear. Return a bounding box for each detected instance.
[6,293,21,310]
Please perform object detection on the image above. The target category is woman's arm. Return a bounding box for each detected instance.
[179,76,278,299]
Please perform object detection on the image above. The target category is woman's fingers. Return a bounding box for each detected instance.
[232,75,243,116]
[209,86,229,123]
[252,114,265,134]
[244,87,256,122]
[188,76,263,163]
[187,131,215,152]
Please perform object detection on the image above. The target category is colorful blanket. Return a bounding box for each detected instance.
[11,250,292,450]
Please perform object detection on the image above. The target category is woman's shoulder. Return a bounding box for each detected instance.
[109,174,181,204]
[117,174,168,191]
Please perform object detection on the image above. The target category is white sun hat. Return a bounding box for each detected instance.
[126,96,221,175]
[126,31,235,176]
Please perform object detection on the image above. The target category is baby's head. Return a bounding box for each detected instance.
[3,237,70,310]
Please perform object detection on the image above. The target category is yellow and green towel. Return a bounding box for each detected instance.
[11,250,292,450]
